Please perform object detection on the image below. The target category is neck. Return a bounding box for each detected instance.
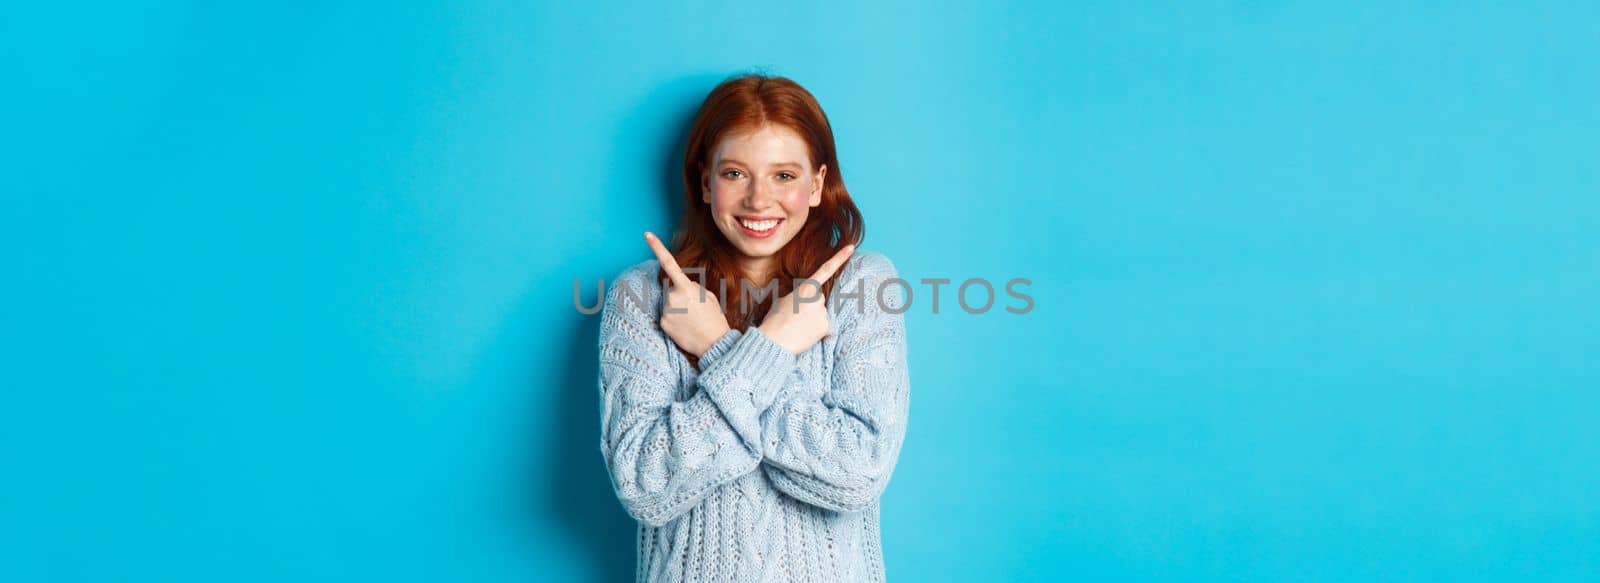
[740,256,776,287]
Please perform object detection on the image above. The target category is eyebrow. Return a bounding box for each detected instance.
[719,158,803,169]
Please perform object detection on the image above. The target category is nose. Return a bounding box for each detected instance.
[742,176,775,209]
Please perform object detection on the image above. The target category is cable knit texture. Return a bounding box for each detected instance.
[597,251,911,582]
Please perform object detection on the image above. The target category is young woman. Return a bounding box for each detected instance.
[597,74,912,582]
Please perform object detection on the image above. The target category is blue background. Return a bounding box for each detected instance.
[5,1,1597,581]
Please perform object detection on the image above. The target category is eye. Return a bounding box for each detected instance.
[776,172,796,181]
[721,169,745,179]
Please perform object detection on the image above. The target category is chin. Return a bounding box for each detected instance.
[730,237,785,258]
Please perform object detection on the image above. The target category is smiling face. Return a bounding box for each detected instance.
[701,124,828,279]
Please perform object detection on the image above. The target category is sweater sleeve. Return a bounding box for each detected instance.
[597,266,798,527]
[758,253,912,513]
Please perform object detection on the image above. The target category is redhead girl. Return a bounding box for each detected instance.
[596,74,911,582]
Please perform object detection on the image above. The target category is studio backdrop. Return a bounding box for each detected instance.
[5,1,1597,581]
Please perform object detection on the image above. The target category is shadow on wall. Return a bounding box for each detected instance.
[538,72,727,582]
[544,314,633,582]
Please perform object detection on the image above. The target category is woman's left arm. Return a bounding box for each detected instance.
[757,253,912,513]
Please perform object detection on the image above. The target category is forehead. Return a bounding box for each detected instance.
[711,124,813,167]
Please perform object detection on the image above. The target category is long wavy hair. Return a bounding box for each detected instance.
[662,73,865,335]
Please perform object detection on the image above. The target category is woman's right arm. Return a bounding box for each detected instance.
[597,269,798,527]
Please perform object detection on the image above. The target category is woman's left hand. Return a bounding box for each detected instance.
[759,245,855,355]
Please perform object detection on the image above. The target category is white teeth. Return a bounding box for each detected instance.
[738,218,779,232]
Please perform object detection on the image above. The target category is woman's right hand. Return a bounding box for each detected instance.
[645,231,731,358]
[759,245,855,355]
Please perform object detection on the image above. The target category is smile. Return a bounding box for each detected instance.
[736,216,783,238]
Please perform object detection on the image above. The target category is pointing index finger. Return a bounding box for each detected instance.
[643,232,690,287]
[809,244,856,285]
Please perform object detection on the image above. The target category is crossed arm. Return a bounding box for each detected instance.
[597,253,910,526]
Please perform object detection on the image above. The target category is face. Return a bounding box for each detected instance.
[702,124,827,275]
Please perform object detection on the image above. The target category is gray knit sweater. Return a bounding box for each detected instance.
[596,251,911,582]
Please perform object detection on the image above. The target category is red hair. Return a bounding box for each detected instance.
[662,73,865,334]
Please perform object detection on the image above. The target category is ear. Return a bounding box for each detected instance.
[700,165,711,204]
[809,164,827,207]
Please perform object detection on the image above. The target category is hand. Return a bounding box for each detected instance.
[645,231,731,358]
[759,245,855,355]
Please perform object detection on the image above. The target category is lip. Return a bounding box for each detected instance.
[734,216,784,239]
